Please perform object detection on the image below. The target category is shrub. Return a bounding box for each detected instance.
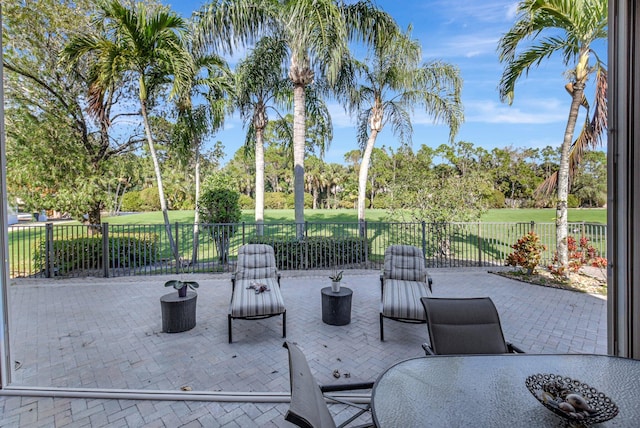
[249,236,369,270]
[506,231,547,274]
[548,236,608,276]
[121,191,142,212]
[567,194,580,208]
[238,194,254,209]
[285,192,313,209]
[139,187,161,211]
[264,192,287,209]
[198,188,241,263]
[34,232,159,275]
[487,190,506,208]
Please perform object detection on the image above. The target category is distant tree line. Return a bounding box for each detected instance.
[120,137,606,221]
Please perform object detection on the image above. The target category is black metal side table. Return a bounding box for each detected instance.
[321,287,353,325]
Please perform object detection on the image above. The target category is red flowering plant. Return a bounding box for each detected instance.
[506,231,547,275]
[548,236,608,278]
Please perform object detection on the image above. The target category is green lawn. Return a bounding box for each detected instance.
[103,208,607,225]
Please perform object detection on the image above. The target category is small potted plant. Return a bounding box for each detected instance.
[164,279,199,298]
[329,269,343,292]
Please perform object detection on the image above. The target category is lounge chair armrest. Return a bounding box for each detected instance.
[422,343,436,356]
[320,382,374,393]
[507,342,525,353]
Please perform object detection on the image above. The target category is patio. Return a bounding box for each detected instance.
[0,268,607,426]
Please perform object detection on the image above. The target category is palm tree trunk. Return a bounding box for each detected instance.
[140,100,180,263]
[191,146,201,265]
[358,129,378,236]
[293,83,306,239]
[556,82,586,274]
[255,127,265,236]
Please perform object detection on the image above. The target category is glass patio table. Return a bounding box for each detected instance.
[371,354,640,427]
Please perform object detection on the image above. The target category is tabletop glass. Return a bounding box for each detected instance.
[372,354,640,427]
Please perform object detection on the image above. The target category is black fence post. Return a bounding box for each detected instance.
[45,223,54,278]
[242,222,246,245]
[477,222,482,267]
[102,223,109,278]
[364,220,369,266]
[304,221,309,270]
[174,222,179,274]
[530,220,536,232]
[421,221,427,258]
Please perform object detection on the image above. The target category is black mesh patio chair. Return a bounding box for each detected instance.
[228,244,286,343]
[420,297,525,355]
[283,341,374,428]
[379,245,433,341]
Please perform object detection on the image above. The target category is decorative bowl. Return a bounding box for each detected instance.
[525,373,618,425]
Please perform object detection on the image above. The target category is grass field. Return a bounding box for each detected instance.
[102,208,607,225]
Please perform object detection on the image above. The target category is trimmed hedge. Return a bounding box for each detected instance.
[35,233,159,275]
[248,236,369,270]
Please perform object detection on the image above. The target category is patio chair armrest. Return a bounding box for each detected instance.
[422,343,436,356]
[320,381,374,393]
[507,342,525,353]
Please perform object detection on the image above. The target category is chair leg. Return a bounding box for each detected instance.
[380,313,384,341]
[228,315,232,343]
[282,311,287,338]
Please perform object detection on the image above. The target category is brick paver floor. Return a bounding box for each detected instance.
[0,268,607,426]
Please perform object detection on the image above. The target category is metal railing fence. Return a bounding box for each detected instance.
[7,221,607,279]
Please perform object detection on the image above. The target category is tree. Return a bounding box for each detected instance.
[232,36,291,235]
[346,27,463,234]
[61,0,191,261]
[199,173,242,264]
[498,0,607,274]
[3,0,143,224]
[571,150,607,207]
[172,32,231,264]
[196,0,397,237]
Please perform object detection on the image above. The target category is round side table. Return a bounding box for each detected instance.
[160,291,197,333]
[321,287,353,325]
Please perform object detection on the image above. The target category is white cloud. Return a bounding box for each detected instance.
[327,103,356,128]
[427,0,519,25]
[465,98,567,124]
[424,35,500,58]
[505,2,519,20]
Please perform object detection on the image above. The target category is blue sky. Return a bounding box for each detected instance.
[163,0,607,166]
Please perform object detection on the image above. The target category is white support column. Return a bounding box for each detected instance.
[608,0,640,359]
[0,5,13,386]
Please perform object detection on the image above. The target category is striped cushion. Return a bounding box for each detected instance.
[230,278,285,318]
[235,244,278,280]
[382,279,430,321]
[383,245,428,282]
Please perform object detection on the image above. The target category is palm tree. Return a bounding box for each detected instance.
[172,35,231,264]
[232,36,291,236]
[61,0,191,262]
[195,0,397,237]
[498,0,607,274]
[347,28,463,234]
